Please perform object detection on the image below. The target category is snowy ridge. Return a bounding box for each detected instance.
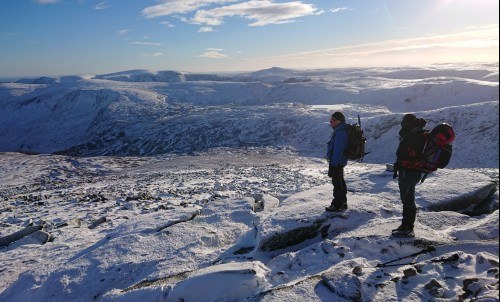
[0,63,498,168]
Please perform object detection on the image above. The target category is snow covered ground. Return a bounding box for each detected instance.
[0,64,498,301]
[0,151,497,301]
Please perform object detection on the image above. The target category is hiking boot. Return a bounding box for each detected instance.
[391,228,415,238]
[325,204,348,212]
[391,225,405,233]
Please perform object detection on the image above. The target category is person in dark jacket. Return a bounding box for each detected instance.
[325,111,349,212]
[392,113,428,237]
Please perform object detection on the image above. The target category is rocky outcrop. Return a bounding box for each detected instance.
[259,218,328,252]
[0,225,45,248]
[322,270,362,301]
[427,181,497,214]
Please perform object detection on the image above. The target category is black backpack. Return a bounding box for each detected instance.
[344,115,367,162]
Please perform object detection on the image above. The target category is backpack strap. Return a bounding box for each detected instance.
[398,130,428,170]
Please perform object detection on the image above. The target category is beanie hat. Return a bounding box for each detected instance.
[401,114,427,129]
[401,114,417,129]
[331,112,345,122]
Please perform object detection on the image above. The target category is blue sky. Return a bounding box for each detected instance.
[0,0,498,78]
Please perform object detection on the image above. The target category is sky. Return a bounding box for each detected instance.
[0,0,499,78]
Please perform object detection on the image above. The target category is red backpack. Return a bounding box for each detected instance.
[397,123,455,175]
[420,123,455,172]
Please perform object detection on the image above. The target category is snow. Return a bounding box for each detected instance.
[0,63,498,301]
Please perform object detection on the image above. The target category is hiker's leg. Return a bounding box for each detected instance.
[340,166,347,206]
[331,166,346,207]
[398,170,422,230]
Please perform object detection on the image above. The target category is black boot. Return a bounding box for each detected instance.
[391,226,415,237]
[325,202,347,212]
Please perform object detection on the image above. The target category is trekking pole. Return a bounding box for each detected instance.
[356,114,370,163]
[376,252,459,268]
[420,172,429,183]
[375,246,436,268]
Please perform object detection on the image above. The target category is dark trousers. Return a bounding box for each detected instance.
[329,165,347,207]
[398,169,422,230]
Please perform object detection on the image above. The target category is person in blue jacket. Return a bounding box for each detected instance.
[325,111,349,212]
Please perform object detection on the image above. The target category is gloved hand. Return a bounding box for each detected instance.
[392,162,399,179]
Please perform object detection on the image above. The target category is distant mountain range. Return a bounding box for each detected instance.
[0,64,498,168]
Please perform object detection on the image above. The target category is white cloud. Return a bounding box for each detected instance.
[141,0,318,27]
[330,7,349,13]
[141,0,237,18]
[192,0,319,26]
[94,1,110,10]
[130,41,163,46]
[198,26,214,33]
[197,48,230,58]
[161,21,175,28]
[117,29,130,35]
[34,0,59,4]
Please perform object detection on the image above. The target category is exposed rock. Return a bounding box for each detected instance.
[252,194,279,213]
[403,267,418,278]
[55,222,68,229]
[88,217,107,229]
[259,218,327,252]
[0,225,43,248]
[424,278,445,298]
[352,266,363,276]
[427,181,497,214]
[460,278,494,300]
[322,271,362,301]
[476,252,499,267]
[70,218,82,228]
[155,210,200,232]
[25,230,51,245]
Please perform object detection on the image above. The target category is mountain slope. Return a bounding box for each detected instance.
[0,64,498,168]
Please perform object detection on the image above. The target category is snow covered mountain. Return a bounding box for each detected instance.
[0,63,498,301]
[0,63,498,168]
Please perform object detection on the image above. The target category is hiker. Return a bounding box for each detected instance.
[392,114,428,237]
[325,112,349,212]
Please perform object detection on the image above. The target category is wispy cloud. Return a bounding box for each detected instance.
[141,0,318,27]
[161,21,175,28]
[193,0,319,26]
[330,7,349,14]
[94,1,110,10]
[34,0,59,4]
[117,29,130,35]
[241,25,499,68]
[198,26,214,33]
[197,48,229,58]
[130,41,162,46]
[141,0,236,18]
[139,52,164,57]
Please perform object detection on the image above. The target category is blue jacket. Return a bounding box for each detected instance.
[327,122,349,167]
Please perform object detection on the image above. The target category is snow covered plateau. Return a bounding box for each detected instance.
[0,63,499,301]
